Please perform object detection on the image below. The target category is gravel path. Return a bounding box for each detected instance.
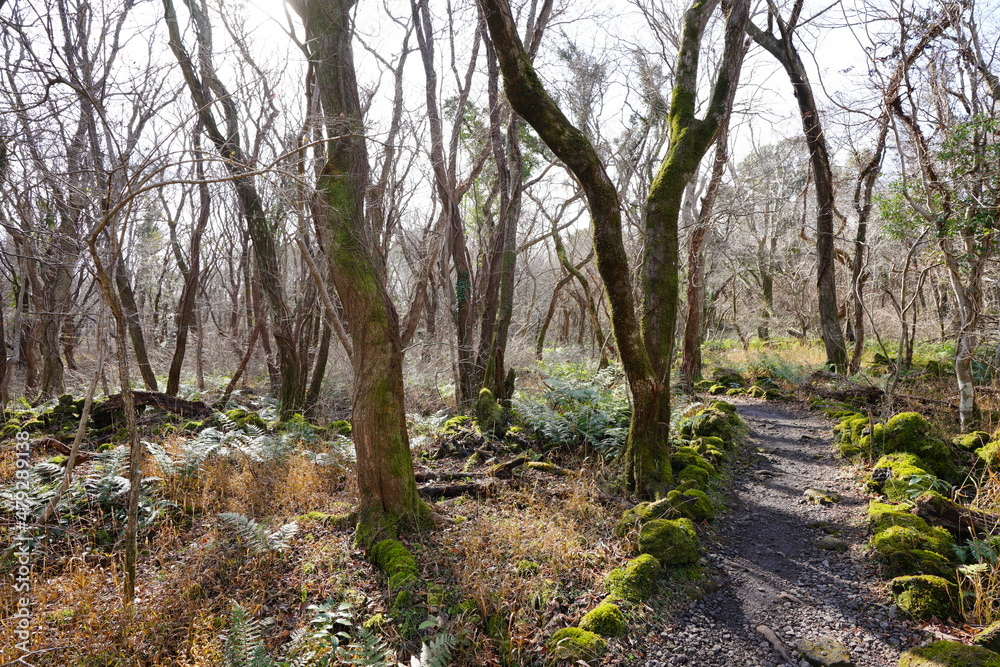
[639,400,929,667]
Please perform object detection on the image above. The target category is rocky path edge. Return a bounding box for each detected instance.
[636,398,930,667]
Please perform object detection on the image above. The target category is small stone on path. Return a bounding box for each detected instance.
[796,637,853,667]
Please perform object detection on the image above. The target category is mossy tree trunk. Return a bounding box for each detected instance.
[296,0,430,541]
[480,0,748,497]
[747,2,846,372]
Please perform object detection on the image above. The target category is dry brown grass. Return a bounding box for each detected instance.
[0,419,633,667]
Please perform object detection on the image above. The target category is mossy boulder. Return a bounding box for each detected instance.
[693,379,716,392]
[708,384,728,395]
[899,640,1000,666]
[666,488,715,522]
[955,431,991,452]
[710,368,745,388]
[369,539,419,590]
[975,621,1000,654]
[690,436,727,463]
[891,575,957,621]
[670,448,716,477]
[225,408,267,432]
[638,518,700,566]
[615,503,654,537]
[578,602,626,637]
[678,404,743,448]
[976,440,1000,469]
[329,420,352,436]
[547,627,607,663]
[677,464,711,489]
[867,453,932,499]
[883,548,956,579]
[879,412,953,477]
[868,501,930,533]
[834,414,868,445]
[605,554,660,602]
[872,524,954,561]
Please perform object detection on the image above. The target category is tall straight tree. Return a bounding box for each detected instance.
[478,0,749,497]
[291,0,430,541]
[746,0,847,372]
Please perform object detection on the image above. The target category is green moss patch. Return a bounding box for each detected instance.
[605,554,660,602]
[891,575,957,621]
[547,627,607,663]
[872,524,954,561]
[578,602,626,637]
[369,538,418,591]
[878,412,954,477]
[638,518,700,566]
[899,640,1000,666]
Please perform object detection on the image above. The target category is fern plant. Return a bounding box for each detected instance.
[512,364,630,458]
[224,604,275,667]
[218,512,298,554]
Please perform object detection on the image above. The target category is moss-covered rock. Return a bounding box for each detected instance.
[678,405,743,448]
[975,621,1000,654]
[369,539,418,590]
[891,575,957,621]
[578,602,626,637]
[872,524,954,561]
[898,640,1000,666]
[547,627,607,663]
[867,453,938,500]
[329,420,352,436]
[868,501,931,533]
[676,464,709,489]
[883,548,956,579]
[710,368,745,388]
[955,431,992,452]
[879,412,953,477]
[615,502,653,537]
[803,488,841,505]
[638,518,700,566]
[671,446,717,476]
[667,489,715,522]
[690,436,727,463]
[708,384,728,395]
[225,408,268,432]
[746,386,767,399]
[605,554,660,602]
[834,414,868,446]
[976,440,1000,469]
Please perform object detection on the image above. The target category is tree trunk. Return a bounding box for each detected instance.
[166,130,211,396]
[298,0,430,542]
[748,3,847,372]
[480,0,747,497]
[162,0,306,416]
[681,120,730,389]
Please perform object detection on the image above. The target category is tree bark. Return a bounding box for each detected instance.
[680,117,731,389]
[162,0,306,416]
[297,0,430,542]
[748,2,847,372]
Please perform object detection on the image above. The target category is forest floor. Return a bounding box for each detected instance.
[629,399,933,667]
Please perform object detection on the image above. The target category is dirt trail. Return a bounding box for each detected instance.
[638,399,928,667]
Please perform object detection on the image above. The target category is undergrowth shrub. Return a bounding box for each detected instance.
[512,363,630,458]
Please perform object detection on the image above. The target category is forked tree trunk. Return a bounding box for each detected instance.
[480,0,748,497]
